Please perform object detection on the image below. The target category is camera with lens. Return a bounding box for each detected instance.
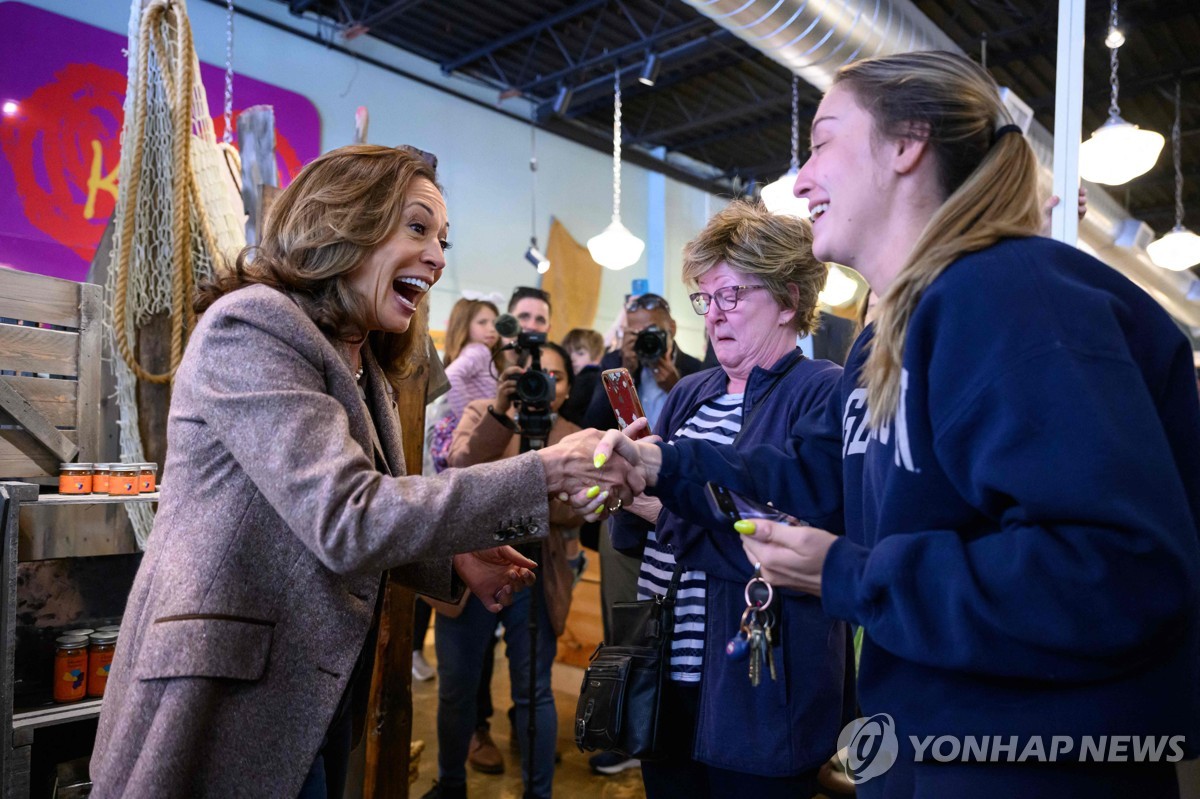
[510,331,555,448]
[515,350,556,408]
[634,325,669,363]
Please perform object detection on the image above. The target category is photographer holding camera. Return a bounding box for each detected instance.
[424,341,584,799]
[581,293,704,432]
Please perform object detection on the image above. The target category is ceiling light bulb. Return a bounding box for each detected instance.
[760,169,809,218]
[589,72,644,271]
[1079,116,1164,185]
[587,219,644,270]
[1147,225,1200,271]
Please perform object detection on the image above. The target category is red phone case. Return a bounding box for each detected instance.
[602,368,649,438]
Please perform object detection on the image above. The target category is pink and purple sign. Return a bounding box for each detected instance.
[0,2,321,282]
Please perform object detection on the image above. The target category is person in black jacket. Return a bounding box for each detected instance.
[580,294,705,431]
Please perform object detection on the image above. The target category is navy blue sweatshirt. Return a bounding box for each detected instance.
[654,236,1200,758]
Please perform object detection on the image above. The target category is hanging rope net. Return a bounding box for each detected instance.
[106,0,246,545]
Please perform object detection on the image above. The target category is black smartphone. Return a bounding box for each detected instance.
[705,482,802,525]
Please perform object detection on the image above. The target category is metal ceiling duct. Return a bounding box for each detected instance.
[684,0,1200,327]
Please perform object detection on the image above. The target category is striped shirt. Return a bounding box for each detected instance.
[638,393,743,682]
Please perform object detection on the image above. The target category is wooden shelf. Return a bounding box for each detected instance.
[34,491,159,505]
[12,699,102,732]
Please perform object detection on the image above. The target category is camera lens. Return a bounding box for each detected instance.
[516,370,557,406]
[634,326,668,362]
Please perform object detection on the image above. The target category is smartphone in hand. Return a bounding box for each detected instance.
[602,368,649,438]
[705,482,802,525]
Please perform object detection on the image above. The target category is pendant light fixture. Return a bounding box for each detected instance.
[587,70,644,270]
[760,75,809,218]
[525,118,550,274]
[1079,0,1163,185]
[1147,81,1200,271]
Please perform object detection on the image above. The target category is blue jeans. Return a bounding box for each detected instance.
[434,581,558,798]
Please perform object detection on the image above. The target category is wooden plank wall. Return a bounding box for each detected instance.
[0,269,100,478]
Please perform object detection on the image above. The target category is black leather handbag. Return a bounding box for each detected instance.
[574,564,682,760]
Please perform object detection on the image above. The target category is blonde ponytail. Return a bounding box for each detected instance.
[832,52,1044,427]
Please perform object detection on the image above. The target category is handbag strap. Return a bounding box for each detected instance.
[661,562,685,609]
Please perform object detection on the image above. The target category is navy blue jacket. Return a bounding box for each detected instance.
[614,349,854,776]
[660,237,1200,765]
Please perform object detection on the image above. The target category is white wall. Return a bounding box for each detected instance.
[14,0,722,355]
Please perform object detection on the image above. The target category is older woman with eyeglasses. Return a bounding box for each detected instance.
[590,200,852,799]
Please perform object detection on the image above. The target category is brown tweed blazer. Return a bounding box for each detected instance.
[89,285,549,798]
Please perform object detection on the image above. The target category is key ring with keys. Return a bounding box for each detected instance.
[744,564,774,610]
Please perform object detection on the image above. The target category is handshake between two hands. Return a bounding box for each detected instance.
[459,416,840,611]
[547,418,661,521]
[455,420,659,614]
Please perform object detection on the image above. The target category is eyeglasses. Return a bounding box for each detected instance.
[625,293,670,314]
[689,285,768,315]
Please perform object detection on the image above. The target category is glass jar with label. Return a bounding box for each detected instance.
[93,464,111,494]
[57,463,93,495]
[87,631,118,698]
[136,462,158,493]
[108,464,140,496]
[53,635,89,702]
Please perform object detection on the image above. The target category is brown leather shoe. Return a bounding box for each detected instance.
[467,729,505,774]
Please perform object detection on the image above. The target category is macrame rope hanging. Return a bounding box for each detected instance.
[111,0,224,383]
[106,0,246,545]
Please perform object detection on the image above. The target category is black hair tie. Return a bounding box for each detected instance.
[993,124,1023,145]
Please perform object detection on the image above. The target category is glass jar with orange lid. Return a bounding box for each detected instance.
[58,463,93,495]
[53,635,89,702]
[107,464,139,496]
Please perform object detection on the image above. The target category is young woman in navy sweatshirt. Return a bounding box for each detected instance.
[592,51,1200,798]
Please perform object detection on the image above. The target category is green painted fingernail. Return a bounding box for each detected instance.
[586,485,601,499]
[593,452,608,469]
[734,520,756,536]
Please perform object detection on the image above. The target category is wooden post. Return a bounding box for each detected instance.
[135,313,173,468]
[362,348,432,798]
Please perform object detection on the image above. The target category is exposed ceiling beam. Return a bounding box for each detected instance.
[343,0,427,37]
[513,16,711,96]
[567,50,749,120]
[537,29,739,120]
[672,105,811,152]
[1030,62,1200,112]
[440,0,609,75]
[626,94,789,147]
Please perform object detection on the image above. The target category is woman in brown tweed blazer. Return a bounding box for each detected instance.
[89,145,638,799]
